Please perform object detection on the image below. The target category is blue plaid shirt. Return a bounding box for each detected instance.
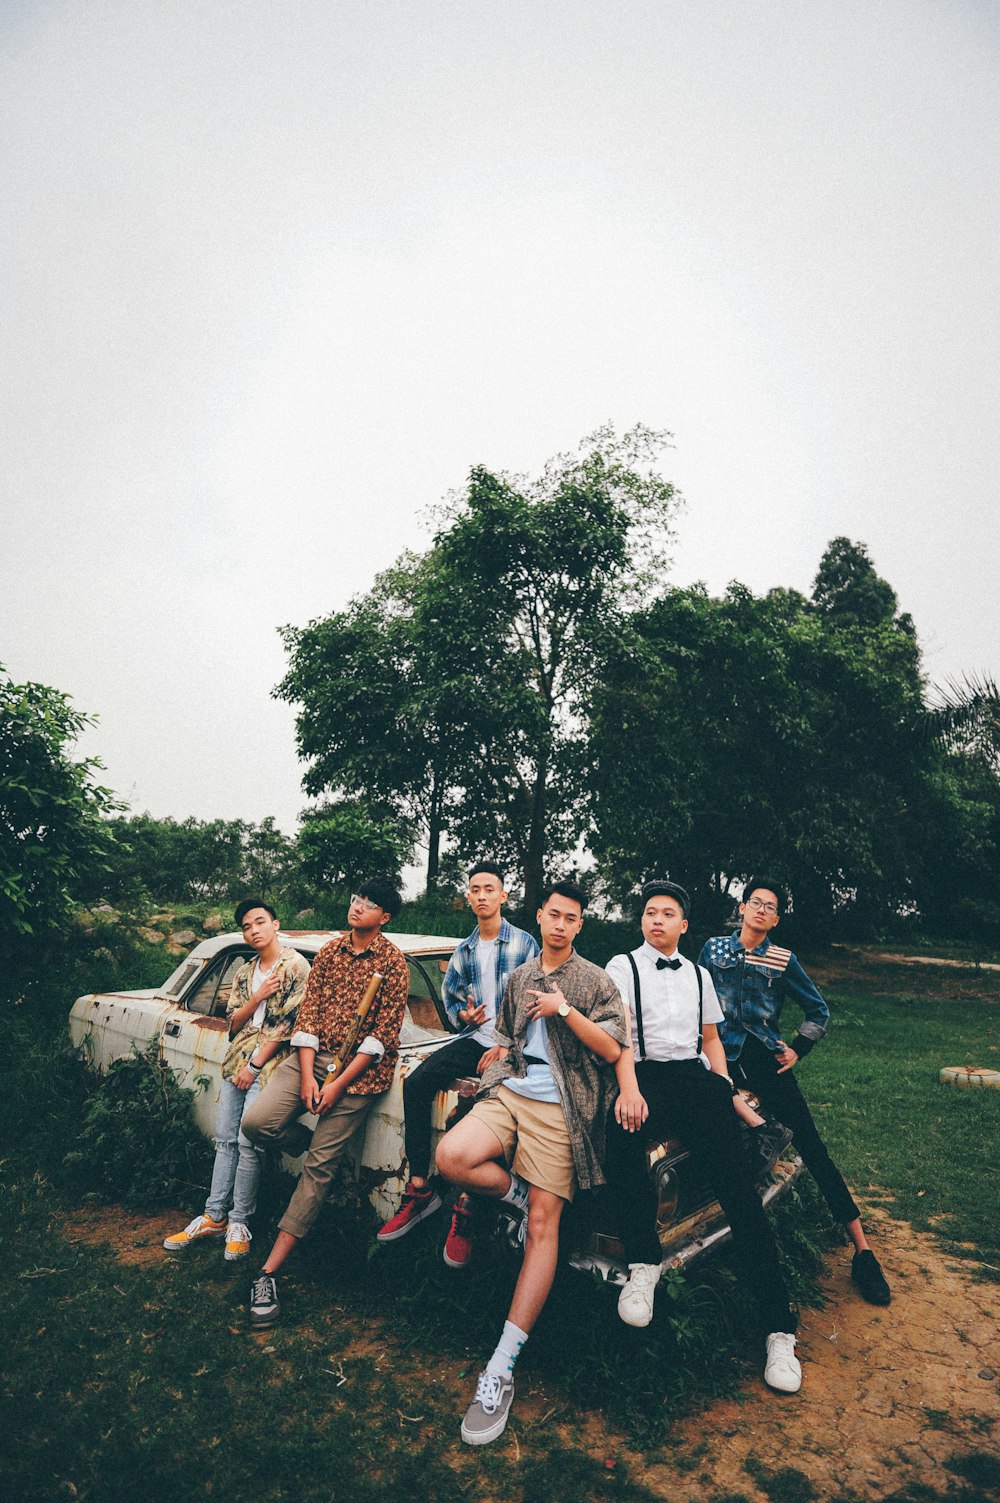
[442,918,540,1035]
[698,931,829,1063]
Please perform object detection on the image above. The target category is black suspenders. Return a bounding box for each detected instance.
[626,953,645,1060]
[625,952,704,1062]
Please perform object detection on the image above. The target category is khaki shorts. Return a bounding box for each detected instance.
[470,1084,577,1202]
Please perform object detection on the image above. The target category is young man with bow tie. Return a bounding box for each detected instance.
[604,880,802,1394]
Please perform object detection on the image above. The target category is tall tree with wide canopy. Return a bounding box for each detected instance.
[275,551,490,892]
[277,425,681,908]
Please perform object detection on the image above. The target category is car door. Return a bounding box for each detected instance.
[162,948,251,1137]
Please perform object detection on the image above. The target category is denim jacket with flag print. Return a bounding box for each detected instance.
[697,931,829,1064]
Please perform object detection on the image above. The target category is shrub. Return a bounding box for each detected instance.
[64,1041,213,1209]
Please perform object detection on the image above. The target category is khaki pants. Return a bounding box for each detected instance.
[241,1051,374,1240]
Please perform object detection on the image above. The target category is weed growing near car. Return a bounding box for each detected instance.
[63,1040,214,1209]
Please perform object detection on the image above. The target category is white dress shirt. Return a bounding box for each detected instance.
[605,942,723,1062]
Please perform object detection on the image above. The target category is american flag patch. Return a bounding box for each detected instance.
[745,945,791,973]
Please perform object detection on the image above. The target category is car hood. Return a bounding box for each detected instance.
[75,988,167,1004]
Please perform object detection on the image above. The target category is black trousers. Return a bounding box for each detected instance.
[605,1058,795,1335]
[732,1033,860,1226]
[403,1034,488,1180]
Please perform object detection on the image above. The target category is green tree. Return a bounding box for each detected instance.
[94,813,297,907]
[276,553,477,893]
[588,540,982,940]
[0,666,118,962]
[811,535,910,630]
[295,799,412,891]
[241,816,296,896]
[911,674,1000,943]
[278,425,681,910]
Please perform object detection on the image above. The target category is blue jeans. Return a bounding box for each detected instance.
[205,1077,264,1224]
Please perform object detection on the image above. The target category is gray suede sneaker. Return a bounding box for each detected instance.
[249,1271,281,1329]
[460,1369,515,1445]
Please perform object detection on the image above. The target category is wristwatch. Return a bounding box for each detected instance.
[557,1001,571,1018]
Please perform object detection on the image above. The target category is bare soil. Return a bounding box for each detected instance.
[632,1209,1000,1500]
[63,1203,1000,1500]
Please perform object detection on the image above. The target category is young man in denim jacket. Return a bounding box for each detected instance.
[699,876,890,1306]
[377,862,538,1267]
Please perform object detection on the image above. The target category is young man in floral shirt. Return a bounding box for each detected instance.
[241,876,409,1328]
[163,898,310,1264]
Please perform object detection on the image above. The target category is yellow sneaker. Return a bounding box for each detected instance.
[224,1221,252,1262]
[163,1215,227,1253]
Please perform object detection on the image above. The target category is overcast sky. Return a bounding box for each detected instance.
[2,0,998,843]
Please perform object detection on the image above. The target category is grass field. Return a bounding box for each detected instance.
[1,925,998,1502]
[806,948,1000,1274]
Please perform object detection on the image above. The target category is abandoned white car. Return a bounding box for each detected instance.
[69,929,802,1280]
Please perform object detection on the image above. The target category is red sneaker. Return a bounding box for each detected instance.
[376,1182,442,1243]
[442,1192,476,1269]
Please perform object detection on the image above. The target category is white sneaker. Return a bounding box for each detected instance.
[617,1262,661,1327]
[764,1331,802,1393]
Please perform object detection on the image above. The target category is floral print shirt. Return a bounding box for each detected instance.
[223,945,311,1085]
[289,930,410,1096]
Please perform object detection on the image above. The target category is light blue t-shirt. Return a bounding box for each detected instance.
[503,1014,560,1104]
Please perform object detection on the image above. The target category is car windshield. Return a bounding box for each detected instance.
[161,957,204,997]
[400,955,452,1042]
[168,943,455,1035]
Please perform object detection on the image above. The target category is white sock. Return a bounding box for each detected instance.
[501,1171,530,1211]
[486,1319,528,1379]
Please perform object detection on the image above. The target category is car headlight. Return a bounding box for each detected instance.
[654,1160,680,1240]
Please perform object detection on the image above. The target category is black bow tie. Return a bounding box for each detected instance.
[656,957,682,971]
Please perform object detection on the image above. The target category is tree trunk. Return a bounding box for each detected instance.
[425,772,443,894]
[522,754,548,915]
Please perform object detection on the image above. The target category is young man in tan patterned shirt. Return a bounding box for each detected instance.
[436,880,627,1445]
[241,876,409,1327]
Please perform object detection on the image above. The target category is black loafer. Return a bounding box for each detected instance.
[851,1249,891,1306]
[746,1121,794,1181]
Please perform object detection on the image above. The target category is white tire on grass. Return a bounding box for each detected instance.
[939,1066,1000,1091]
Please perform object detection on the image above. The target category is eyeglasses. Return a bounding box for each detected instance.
[350,894,381,913]
[745,897,778,914]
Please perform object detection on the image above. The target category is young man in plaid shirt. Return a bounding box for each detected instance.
[377,861,538,1267]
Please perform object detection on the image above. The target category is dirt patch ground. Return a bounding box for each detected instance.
[63,1204,1000,1499]
[628,1210,1000,1500]
[63,1204,188,1267]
